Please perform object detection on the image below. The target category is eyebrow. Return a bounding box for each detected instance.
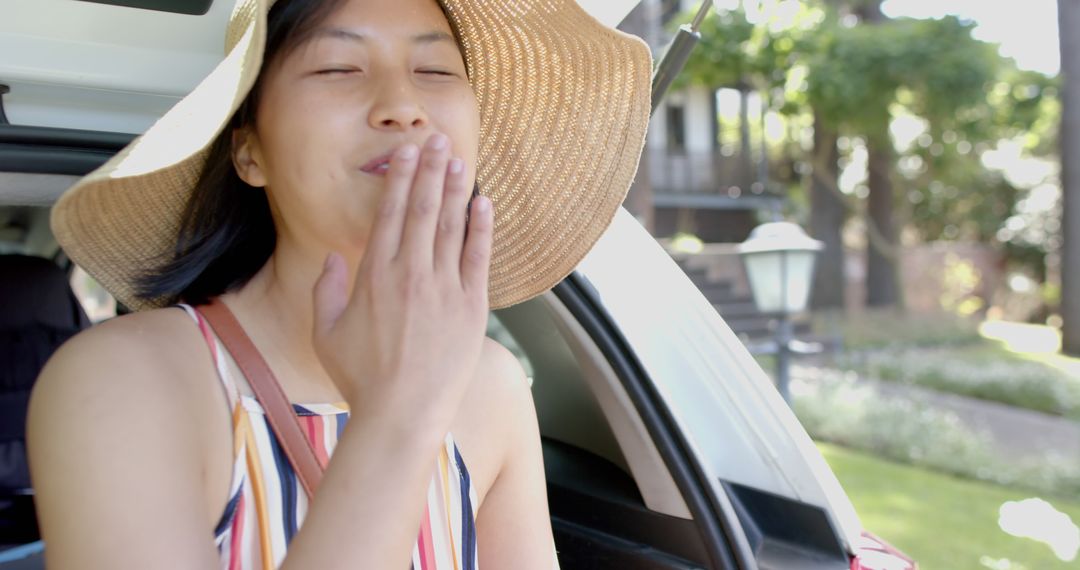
[312,27,456,46]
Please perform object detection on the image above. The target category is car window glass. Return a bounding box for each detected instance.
[70,265,117,323]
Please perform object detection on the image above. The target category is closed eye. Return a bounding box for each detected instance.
[316,68,360,75]
[418,69,457,77]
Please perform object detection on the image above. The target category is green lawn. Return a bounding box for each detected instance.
[819,443,1080,570]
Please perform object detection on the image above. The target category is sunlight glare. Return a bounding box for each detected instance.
[998,498,1079,562]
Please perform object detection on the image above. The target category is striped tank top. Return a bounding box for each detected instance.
[180,305,480,570]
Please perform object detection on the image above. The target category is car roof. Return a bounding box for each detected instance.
[0,0,640,137]
[1,0,231,135]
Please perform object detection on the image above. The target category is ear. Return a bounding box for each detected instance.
[231,127,268,188]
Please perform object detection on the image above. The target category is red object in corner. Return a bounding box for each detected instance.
[850,531,918,570]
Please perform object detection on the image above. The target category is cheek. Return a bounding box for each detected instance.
[451,92,482,168]
[263,108,359,194]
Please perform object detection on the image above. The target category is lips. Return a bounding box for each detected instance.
[360,151,395,176]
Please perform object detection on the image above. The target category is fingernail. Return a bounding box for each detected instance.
[398,144,419,160]
[476,196,491,212]
[448,158,464,174]
[428,133,449,150]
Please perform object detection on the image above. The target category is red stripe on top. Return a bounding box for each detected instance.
[194,311,219,363]
[302,415,329,469]
[229,492,246,570]
[418,505,436,570]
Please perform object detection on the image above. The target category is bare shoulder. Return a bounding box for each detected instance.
[478,336,529,388]
[452,337,537,501]
[466,339,556,568]
[28,307,215,455]
[27,307,225,567]
[473,336,534,419]
[31,307,205,412]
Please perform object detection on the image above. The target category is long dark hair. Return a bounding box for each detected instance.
[136,0,349,306]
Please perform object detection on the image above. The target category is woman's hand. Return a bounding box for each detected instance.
[311,132,493,437]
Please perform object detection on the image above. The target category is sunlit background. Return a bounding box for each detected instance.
[617,0,1080,568]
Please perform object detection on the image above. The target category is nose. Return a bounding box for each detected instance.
[368,75,429,132]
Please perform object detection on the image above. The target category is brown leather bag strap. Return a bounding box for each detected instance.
[197,298,324,499]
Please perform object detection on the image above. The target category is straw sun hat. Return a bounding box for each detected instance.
[51,0,652,311]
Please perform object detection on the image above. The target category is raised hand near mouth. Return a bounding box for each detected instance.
[312,131,493,440]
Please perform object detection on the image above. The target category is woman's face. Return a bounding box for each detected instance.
[233,0,480,258]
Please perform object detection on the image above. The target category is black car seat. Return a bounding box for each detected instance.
[0,254,90,560]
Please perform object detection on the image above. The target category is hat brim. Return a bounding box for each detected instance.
[52,0,651,311]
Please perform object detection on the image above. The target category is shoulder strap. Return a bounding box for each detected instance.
[196,298,323,499]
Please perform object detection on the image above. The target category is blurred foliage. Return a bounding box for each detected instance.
[674,7,758,90]
[811,308,983,350]
[940,254,985,316]
[811,309,1080,416]
[794,369,997,475]
[838,345,1080,418]
[794,369,1080,497]
[671,1,1062,291]
[806,16,997,137]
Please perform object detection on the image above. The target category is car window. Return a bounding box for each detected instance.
[69,265,117,323]
[486,312,534,381]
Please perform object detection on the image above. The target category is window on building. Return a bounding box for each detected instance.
[666,104,687,152]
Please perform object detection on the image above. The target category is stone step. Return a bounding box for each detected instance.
[713,301,761,318]
[717,313,813,342]
[695,282,736,302]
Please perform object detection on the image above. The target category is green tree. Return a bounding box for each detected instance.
[806,10,999,308]
[675,1,1055,318]
[904,68,1057,246]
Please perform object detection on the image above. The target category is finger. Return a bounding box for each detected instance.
[365,144,419,266]
[460,195,493,295]
[398,133,450,268]
[433,157,470,273]
[312,252,349,339]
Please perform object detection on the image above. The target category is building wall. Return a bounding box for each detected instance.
[621,0,765,235]
[653,207,759,242]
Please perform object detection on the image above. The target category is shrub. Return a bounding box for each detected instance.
[841,347,1080,418]
[792,369,1080,497]
[812,309,983,351]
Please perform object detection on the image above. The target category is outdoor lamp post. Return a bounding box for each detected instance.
[738,222,823,404]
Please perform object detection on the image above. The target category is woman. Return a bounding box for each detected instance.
[27,0,650,567]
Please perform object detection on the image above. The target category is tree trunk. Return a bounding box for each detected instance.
[1061,0,1080,355]
[809,112,846,310]
[858,0,902,309]
[865,135,902,307]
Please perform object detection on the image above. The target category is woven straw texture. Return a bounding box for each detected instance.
[50,0,651,311]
